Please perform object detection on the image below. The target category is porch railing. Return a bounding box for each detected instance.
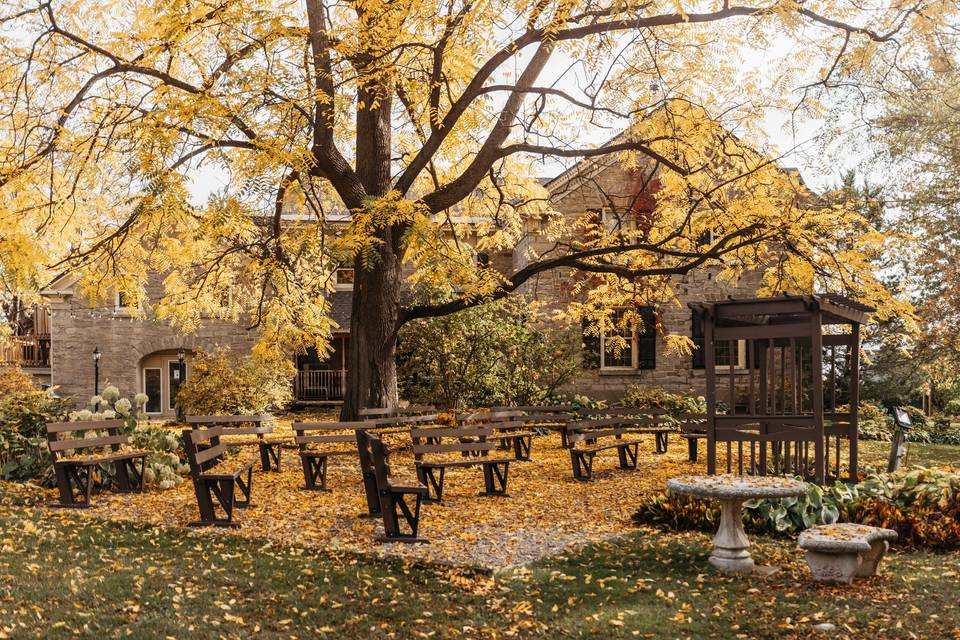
[0,336,51,368]
[294,369,346,401]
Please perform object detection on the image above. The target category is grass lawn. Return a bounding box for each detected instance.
[859,438,960,470]
[1,493,958,639]
[1,437,957,639]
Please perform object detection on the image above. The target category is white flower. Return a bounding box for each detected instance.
[102,385,120,402]
[114,398,132,416]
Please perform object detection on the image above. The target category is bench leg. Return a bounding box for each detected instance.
[618,443,639,470]
[114,456,147,493]
[259,442,282,472]
[416,465,445,503]
[53,464,83,507]
[513,435,532,461]
[655,432,668,454]
[570,451,593,481]
[560,427,569,448]
[194,477,231,526]
[377,490,428,544]
[301,454,329,491]
[192,477,243,528]
[481,461,509,496]
[234,467,253,508]
[687,437,698,463]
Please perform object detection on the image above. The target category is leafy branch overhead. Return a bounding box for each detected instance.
[0,0,953,358]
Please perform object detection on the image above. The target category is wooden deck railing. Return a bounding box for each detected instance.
[0,336,51,368]
[294,369,345,401]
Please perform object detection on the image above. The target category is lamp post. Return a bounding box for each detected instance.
[176,348,186,422]
[93,346,101,395]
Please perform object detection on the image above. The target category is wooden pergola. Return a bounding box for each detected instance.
[691,295,873,484]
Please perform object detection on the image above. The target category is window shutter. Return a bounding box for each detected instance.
[581,318,600,369]
[638,306,657,370]
[691,310,705,369]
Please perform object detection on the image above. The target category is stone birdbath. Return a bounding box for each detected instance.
[667,474,809,574]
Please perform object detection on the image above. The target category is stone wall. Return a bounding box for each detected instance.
[48,274,258,410]
[520,157,767,402]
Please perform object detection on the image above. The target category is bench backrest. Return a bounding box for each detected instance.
[44,420,131,461]
[366,433,392,490]
[359,405,436,419]
[181,427,229,476]
[185,414,274,437]
[363,413,439,428]
[409,425,497,459]
[567,420,635,445]
[677,413,707,434]
[574,406,668,419]
[456,409,524,425]
[488,405,576,425]
[292,421,362,450]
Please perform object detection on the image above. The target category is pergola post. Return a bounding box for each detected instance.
[704,306,717,475]
[849,323,860,482]
[810,305,826,484]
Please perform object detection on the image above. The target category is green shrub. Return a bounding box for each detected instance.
[926,416,960,445]
[130,428,189,489]
[945,399,960,416]
[176,348,295,415]
[858,401,894,441]
[398,294,582,409]
[622,385,706,418]
[903,406,929,429]
[0,385,70,483]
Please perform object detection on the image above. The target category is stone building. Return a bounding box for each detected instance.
[6,136,797,414]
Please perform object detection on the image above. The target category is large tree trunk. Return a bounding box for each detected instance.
[341,240,403,419]
[340,77,398,420]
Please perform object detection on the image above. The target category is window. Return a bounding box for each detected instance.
[715,339,747,370]
[597,306,657,370]
[115,291,133,311]
[691,310,706,369]
[334,268,355,290]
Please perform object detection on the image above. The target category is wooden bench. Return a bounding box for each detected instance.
[360,405,437,421]
[491,405,576,447]
[567,422,644,481]
[798,523,898,584]
[678,413,708,462]
[292,421,366,491]
[576,407,676,451]
[360,431,429,543]
[182,426,258,527]
[410,425,513,502]
[45,420,148,507]
[186,414,282,471]
[457,410,535,461]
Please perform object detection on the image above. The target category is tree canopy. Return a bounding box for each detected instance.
[1,1,954,410]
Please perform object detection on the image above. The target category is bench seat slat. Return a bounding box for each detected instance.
[295,434,357,444]
[574,439,643,454]
[187,415,272,424]
[55,450,148,465]
[413,442,497,454]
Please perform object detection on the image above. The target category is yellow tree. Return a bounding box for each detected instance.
[0,0,951,416]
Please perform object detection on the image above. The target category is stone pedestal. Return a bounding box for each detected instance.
[709,499,754,573]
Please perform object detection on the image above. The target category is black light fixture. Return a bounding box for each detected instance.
[93,346,102,395]
[176,348,186,422]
